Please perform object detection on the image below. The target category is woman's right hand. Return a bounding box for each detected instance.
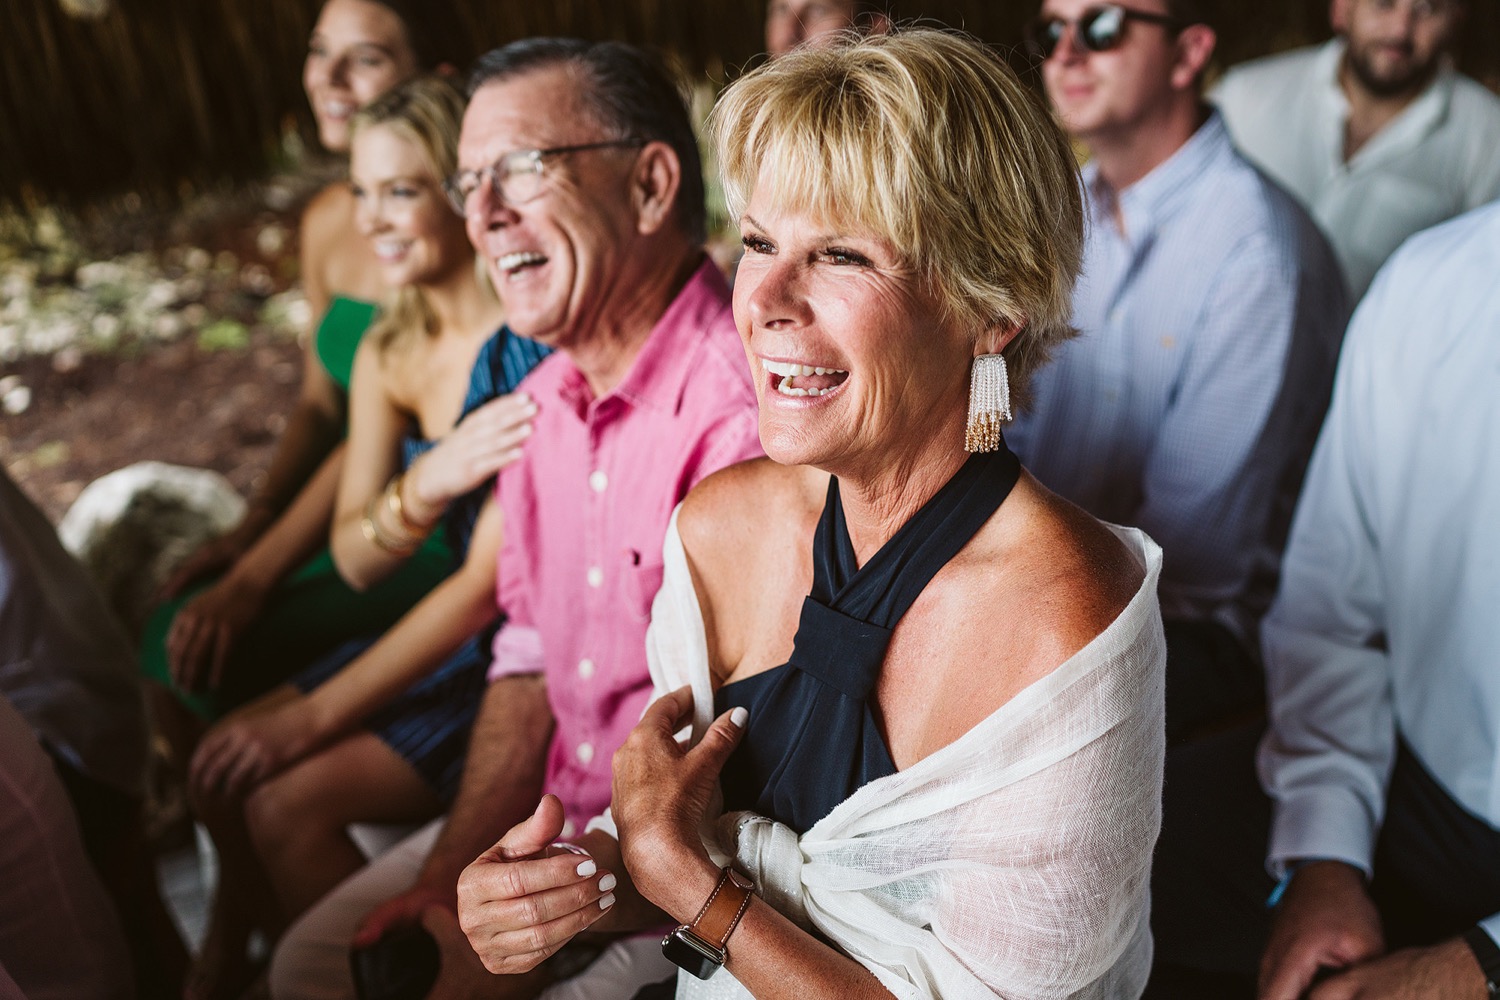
[408,392,537,516]
[457,795,617,975]
[165,573,270,694]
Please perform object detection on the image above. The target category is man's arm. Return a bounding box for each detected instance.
[354,673,554,945]
[1255,265,1396,999]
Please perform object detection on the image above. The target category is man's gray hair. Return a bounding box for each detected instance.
[468,38,707,242]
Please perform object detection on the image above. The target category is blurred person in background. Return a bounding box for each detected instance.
[1011,0,1348,743]
[1149,199,1500,1000]
[0,694,135,1000]
[764,0,890,56]
[0,465,182,998]
[1214,0,1500,299]
[180,75,547,1000]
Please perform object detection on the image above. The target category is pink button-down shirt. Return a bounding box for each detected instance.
[489,259,763,829]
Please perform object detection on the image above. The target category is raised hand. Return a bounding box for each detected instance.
[407,393,537,518]
[458,795,616,975]
[611,686,747,908]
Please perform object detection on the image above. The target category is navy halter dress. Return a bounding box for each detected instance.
[715,443,1022,833]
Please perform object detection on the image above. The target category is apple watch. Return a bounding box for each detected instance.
[661,866,756,980]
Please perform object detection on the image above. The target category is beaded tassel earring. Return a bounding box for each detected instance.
[964,353,1012,453]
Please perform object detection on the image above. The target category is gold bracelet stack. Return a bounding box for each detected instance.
[384,471,434,538]
[360,472,439,556]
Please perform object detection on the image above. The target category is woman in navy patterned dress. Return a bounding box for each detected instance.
[181,76,548,998]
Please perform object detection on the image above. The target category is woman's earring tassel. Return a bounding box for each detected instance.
[965,353,1012,453]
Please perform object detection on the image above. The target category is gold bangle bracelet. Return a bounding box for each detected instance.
[384,472,433,538]
[362,496,418,555]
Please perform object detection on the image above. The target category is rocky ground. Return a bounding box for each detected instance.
[0,172,336,523]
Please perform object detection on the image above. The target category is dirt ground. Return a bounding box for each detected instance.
[1,331,302,523]
[0,171,333,524]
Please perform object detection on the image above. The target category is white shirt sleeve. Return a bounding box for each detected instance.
[1258,267,1396,879]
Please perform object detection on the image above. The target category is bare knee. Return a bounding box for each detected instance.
[244,765,341,860]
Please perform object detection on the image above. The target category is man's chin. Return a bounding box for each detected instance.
[1347,50,1435,99]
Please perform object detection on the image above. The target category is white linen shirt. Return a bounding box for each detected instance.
[1007,112,1348,647]
[1258,199,1500,941]
[1215,39,1500,300]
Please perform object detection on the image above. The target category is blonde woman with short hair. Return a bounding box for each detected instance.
[457,29,1166,1000]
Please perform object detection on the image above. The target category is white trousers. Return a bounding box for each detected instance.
[270,817,676,1000]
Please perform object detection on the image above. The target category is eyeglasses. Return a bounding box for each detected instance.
[1024,4,1182,61]
[444,139,642,215]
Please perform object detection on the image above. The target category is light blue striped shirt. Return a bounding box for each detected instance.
[1008,113,1349,645]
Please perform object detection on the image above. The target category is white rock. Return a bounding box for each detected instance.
[59,463,247,631]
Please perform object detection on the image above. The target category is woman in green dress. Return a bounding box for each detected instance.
[139,0,475,725]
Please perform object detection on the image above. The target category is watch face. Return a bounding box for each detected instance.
[661,928,723,980]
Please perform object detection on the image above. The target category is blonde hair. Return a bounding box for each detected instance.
[711,28,1083,408]
[349,74,475,356]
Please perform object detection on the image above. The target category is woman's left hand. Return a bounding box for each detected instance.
[611,686,748,907]
[189,692,320,800]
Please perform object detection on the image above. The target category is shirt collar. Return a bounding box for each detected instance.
[1317,36,1457,166]
[555,256,732,418]
[1082,110,1234,246]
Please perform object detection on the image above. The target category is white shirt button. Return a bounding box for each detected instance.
[560,819,577,839]
[578,658,596,679]
[589,470,608,493]
[586,566,604,588]
[576,742,595,765]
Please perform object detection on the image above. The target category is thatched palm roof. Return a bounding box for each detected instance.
[4,0,1497,207]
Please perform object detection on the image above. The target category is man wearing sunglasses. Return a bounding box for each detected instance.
[1214,0,1500,301]
[1010,0,1348,743]
[269,38,763,1000]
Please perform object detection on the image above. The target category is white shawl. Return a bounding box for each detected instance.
[592,510,1166,1000]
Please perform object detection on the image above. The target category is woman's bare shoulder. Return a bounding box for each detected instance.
[302,182,382,301]
[996,476,1146,664]
[301,181,355,247]
[679,460,823,563]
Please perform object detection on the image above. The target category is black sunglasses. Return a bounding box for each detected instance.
[1024,4,1182,61]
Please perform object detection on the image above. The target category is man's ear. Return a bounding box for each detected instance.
[1329,0,1351,33]
[630,141,682,237]
[1170,23,1217,91]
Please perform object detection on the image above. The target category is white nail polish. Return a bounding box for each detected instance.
[730,706,749,728]
[598,873,617,893]
[599,893,616,910]
[576,860,597,878]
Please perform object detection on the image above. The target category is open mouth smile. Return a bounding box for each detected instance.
[494,251,548,278]
[762,359,850,398]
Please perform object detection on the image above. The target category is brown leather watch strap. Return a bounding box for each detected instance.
[688,867,756,952]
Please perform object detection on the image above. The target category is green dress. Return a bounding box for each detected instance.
[138,296,454,719]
